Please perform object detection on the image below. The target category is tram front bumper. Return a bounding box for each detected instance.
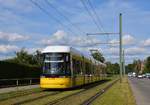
[40,77,71,89]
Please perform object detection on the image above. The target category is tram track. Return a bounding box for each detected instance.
[44,89,86,105]
[81,79,119,105]
[0,88,43,101]
[13,91,61,105]
[45,79,115,105]
[0,78,118,105]
[0,90,61,105]
[16,80,109,105]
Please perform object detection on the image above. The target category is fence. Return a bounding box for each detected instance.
[0,78,40,88]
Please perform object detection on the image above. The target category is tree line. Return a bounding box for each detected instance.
[5,49,42,66]
[0,48,121,79]
[91,51,120,75]
[0,49,42,79]
[126,56,150,74]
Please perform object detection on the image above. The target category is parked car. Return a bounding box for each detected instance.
[128,73,132,77]
[145,73,150,79]
[137,75,143,79]
[128,72,136,77]
[142,74,146,78]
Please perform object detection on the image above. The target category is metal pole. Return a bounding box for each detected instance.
[119,13,123,82]
[123,50,126,76]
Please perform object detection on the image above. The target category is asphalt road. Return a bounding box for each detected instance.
[129,77,150,105]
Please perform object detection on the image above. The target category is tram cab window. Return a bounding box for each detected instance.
[42,53,70,76]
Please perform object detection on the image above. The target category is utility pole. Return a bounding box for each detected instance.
[119,13,123,82]
[87,13,123,82]
[123,50,125,76]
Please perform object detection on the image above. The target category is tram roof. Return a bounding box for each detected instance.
[42,45,79,53]
[42,45,106,66]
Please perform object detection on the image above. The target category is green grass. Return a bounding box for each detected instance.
[11,79,117,105]
[0,77,119,105]
[0,88,42,101]
[57,79,118,105]
[92,77,136,105]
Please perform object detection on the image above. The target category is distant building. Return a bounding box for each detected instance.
[140,60,146,74]
[134,60,145,74]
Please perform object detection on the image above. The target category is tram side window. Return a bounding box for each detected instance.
[85,63,91,75]
[80,61,84,75]
[73,59,82,75]
[72,59,76,74]
[76,61,81,75]
[73,59,77,75]
[92,64,94,75]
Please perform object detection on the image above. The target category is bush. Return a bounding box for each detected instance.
[0,61,42,79]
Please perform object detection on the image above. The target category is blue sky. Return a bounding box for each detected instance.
[0,0,150,64]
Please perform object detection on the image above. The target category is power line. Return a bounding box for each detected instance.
[45,0,86,35]
[30,0,77,35]
[77,42,119,47]
[80,0,103,32]
[80,0,103,47]
[87,0,105,32]
[86,0,112,49]
[80,0,112,48]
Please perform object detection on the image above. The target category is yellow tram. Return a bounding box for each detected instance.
[40,45,106,89]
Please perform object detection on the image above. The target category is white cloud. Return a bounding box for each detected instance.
[0,31,29,42]
[0,55,15,60]
[109,39,119,46]
[104,46,146,55]
[109,35,135,46]
[39,30,100,47]
[0,44,19,53]
[40,30,67,45]
[53,30,67,40]
[103,46,146,56]
[123,35,135,45]
[142,38,150,46]
[105,47,119,55]
[26,47,43,54]
[125,47,146,55]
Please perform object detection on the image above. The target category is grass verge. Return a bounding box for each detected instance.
[0,88,42,101]
[92,77,136,105]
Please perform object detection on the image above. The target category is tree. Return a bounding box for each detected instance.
[32,50,43,66]
[125,59,142,74]
[133,59,141,75]
[144,56,150,73]
[105,62,120,74]
[91,51,105,63]
[126,63,135,73]
[15,49,33,65]
[5,49,42,66]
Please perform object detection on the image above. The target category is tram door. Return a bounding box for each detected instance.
[72,56,84,86]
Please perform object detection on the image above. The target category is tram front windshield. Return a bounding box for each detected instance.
[42,53,70,76]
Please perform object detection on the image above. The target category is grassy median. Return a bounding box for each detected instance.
[92,77,136,105]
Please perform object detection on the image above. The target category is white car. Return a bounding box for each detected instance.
[137,75,143,78]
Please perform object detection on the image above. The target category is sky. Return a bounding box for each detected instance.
[0,0,150,64]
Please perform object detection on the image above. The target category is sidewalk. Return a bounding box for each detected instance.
[0,85,39,94]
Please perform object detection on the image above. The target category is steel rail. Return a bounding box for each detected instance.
[0,88,43,101]
[45,80,111,105]
[13,91,62,105]
[81,79,119,105]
